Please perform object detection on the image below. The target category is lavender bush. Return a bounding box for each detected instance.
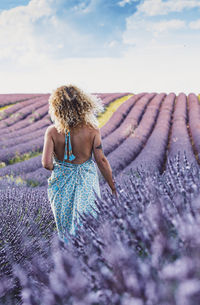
[0,94,43,107]
[102,93,157,155]
[117,93,175,175]
[0,186,56,278]
[0,95,45,120]
[1,127,47,149]
[0,136,45,164]
[101,93,146,139]
[0,119,50,151]
[166,93,198,169]
[1,153,200,305]
[98,93,132,106]
[0,110,50,137]
[187,93,200,160]
[107,93,165,176]
[0,155,45,178]
[0,96,49,131]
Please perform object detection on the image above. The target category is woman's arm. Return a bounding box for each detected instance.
[42,126,54,171]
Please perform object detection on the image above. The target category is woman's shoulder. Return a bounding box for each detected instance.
[85,124,100,137]
[45,125,61,138]
[44,124,54,134]
[84,123,99,131]
[46,124,57,133]
[47,124,55,129]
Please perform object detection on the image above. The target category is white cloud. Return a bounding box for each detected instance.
[150,19,186,36]
[122,17,186,46]
[1,47,200,94]
[136,0,200,16]
[189,19,200,29]
[0,0,92,64]
[0,0,52,62]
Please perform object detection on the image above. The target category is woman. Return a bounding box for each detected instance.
[42,84,117,243]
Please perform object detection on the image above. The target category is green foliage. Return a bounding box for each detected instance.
[0,174,27,186]
[0,104,14,112]
[0,162,6,168]
[8,151,42,165]
[25,179,40,187]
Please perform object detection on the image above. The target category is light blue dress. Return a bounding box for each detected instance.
[47,130,101,244]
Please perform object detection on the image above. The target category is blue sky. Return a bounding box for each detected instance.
[0,0,200,94]
[0,0,29,10]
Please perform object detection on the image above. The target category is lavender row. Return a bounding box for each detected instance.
[118,93,175,177]
[1,126,47,149]
[0,135,44,163]
[101,93,146,139]
[0,104,49,135]
[102,92,156,156]
[0,93,43,106]
[21,166,51,186]
[0,115,50,142]
[166,93,198,170]
[104,93,165,178]
[0,95,49,129]
[99,92,132,106]
[0,94,48,120]
[187,93,200,161]
[0,154,43,177]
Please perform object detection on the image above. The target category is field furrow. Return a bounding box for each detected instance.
[102,93,157,155]
[116,93,175,179]
[165,93,198,170]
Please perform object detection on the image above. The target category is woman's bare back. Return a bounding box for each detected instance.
[43,123,116,194]
[51,124,96,164]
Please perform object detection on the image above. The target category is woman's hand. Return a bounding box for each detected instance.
[111,177,118,197]
[112,188,118,198]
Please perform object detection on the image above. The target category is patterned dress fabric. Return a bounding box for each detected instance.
[47,129,101,244]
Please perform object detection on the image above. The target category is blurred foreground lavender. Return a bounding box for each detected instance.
[1,153,200,305]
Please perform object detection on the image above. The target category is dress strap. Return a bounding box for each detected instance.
[64,130,76,161]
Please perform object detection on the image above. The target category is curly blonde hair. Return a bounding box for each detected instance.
[48,84,104,134]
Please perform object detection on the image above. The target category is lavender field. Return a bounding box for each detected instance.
[1,92,200,305]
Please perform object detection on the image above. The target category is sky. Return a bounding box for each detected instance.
[0,0,200,94]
